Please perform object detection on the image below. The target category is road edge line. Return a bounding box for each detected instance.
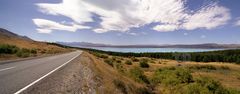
[0,67,15,72]
[14,51,81,94]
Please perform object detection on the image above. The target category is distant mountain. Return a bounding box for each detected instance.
[58,42,240,49]
[57,42,110,47]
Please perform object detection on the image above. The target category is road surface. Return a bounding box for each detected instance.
[0,51,82,94]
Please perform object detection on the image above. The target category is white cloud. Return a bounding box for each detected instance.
[183,4,230,30]
[235,18,240,26]
[35,0,231,33]
[153,24,179,32]
[33,18,90,33]
[36,29,52,33]
[128,32,137,36]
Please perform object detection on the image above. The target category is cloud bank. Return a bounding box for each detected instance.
[34,0,231,33]
[33,18,90,33]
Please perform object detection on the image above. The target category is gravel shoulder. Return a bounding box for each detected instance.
[23,52,103,94]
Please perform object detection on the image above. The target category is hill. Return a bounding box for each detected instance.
[0,28,70,60]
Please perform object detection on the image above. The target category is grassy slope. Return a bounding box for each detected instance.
[85,52,147,94]
[0,33,67,51]
[89,52,240,94]
[0,32,71,60]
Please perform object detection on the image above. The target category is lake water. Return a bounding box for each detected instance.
[87,47,225,53]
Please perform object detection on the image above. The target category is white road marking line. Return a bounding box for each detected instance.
[0,67,15,72]
[14,51,81,94]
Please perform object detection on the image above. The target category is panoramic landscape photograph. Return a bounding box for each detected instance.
[0,0,240,94]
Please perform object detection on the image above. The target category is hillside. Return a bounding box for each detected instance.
[87,51,240,94]
[0,28,70,60]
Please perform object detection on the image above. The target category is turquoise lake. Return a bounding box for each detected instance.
[87,47,225,53]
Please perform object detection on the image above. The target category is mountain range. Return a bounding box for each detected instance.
[57,42,240,49]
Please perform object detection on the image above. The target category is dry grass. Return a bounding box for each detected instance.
[0,33,70,52]
[91,53,240,92]
[85,52,145,94]
[0,34,72,60]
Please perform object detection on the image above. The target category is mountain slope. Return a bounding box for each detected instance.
[0,28,68,52]
[0,28,70,60]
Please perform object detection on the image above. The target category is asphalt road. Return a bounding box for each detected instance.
[0,51,82,94]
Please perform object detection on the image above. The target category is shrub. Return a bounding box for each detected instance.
[185,83,210,94]
[158,61,162,64]
[30,49,37,54]
[16,49,30,58]
[100,54,108,59]
[129,67,149,84]
[151,67,193,86]
[141,58,149,63]
[21,48,30,53]
[125,60,132,65]
[139,61,149,68]
[236,58,240,64]
[104,59,114,67]
[22,52,30,58]
[220,66,230,70]
[136,87,151,94]
[113,79,127,94]
[16,50,23,57]
[0,44,19,54]
[112,56,117,61]
[131,57,139,62]
[116,60,121,63]
[150,60,155,63]
[116,63,125,73]
[228,88,240,94]
[188,65,217,70]
[185,77,229,94]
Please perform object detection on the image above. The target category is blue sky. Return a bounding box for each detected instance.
[0,0,240,45]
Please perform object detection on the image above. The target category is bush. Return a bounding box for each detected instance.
[129,67,149,84]
[100,54,108,59]
[185,83,211,94]
[0,44,19,54]
[228,88,240,94]
[220,66,230,70]
[141,58,149,63]
[188,65,217,70]
[125,60,132,65]
[185,77,229,94]
[236,58,240,64]
[21,48,30,53]
[116,60,121,63]
[16,50,30,58]
[139,61,149,68]
[104,59,114,67]
[116,63,125,73]
[113,79,127,94]
[30,49,37,54]
[152,67,193,86]
[112,56,117,61]
[136,87,151,94]
[16,50,23,57]
[131,57,139,62]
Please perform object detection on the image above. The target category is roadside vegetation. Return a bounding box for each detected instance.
[0,44,71,60]
[88,50,240,94]
[0,44,37,58]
